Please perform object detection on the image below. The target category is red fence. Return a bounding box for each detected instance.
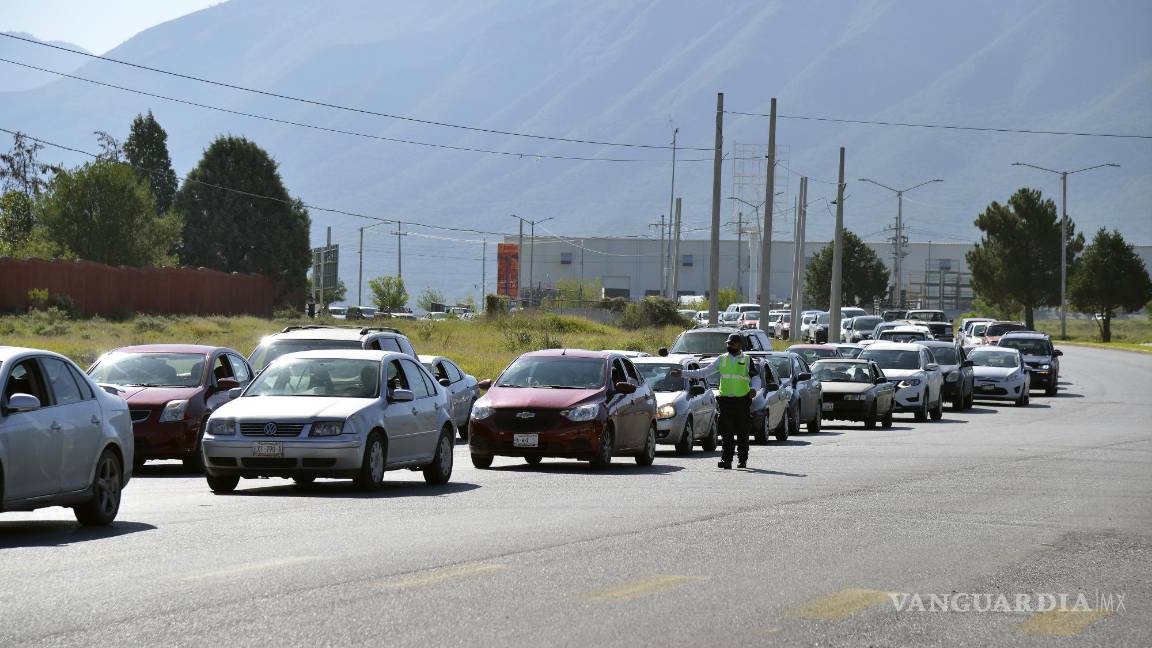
[0,258,281,317]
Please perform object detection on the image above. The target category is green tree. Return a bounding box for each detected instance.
[416,286,447,312]
[1068,229,1152,342]
[123,111,178,214]
[36,161,181,266]
[0,132,57,248]
[803,230,890,308]
[174,136,310,303]
[307,275,347,308]
[370,275,408,312]
[966,188,1083,329]
[716,287,744,311]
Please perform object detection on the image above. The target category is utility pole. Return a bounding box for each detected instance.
[481,240,487,313]
[790,177,808,342]
[514,216,523,307]
[509,215,554,308]
[735,211,743,298]
[860,176,944,309]
[394,225,406,281]
[829,147,846,338]
[758,97,777,318]
[650,215,667,296]
[1011,161,1119,338]
[357,221,387,307]
[708,92,724,325]
[320,225,331,313]
[667,126,679,298]
[671,197,682,299]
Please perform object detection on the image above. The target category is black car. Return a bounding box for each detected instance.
[997,332,1062,395]
[921,341,974,410]
[924,322,954,342]
[811,359,895,428]
[747,351,824,434]
[662,327,774,357]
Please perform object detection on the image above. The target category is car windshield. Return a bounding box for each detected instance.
[816,313,830,324]
[88,352,206,387]
[837,346,863,358]
[853,317,882,330]
[930,347,959,365]
[635,363,688,392]
[987,323,1026,337]
[909,311,947,322]
[969,350,1020,368]
[794,348,837,365]
[764,355,792,380]
[245,358,380,398]
[497,357,604,389]
[671,332,732,355]
[861,349,922,370]
[999,338,1052,356]
[249,339,363,372]
[743,312,760,320]
[971,323,988,336]
[812,361,872,383]
[878,331,927,342]
[719,312,740,322]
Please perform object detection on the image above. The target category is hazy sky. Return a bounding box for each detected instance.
[3,0,219,53]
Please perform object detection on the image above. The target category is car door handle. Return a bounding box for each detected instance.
[50,422,62,431]
[411,407,419,415]
[91,415,101,425]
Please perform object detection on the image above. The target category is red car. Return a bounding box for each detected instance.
[468,350,657,469]
[87,345,253,470]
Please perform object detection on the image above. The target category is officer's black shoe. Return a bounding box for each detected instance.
[737,460,747,469]
[717,460,732,469]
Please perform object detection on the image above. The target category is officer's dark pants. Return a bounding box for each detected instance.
[716,395,751,463]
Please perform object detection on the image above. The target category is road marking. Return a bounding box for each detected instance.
[1017,609,1111,636]
[788,588,897,620]
[375,563,508,590]
[181,556,321,581]
[583,575,701,602]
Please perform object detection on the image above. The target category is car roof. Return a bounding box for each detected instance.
[862,342,928,351]
[790,344,837,349]
[268,325,406,341]
[971,346,1020,354]
[0,346,73,363]
[812,357,870,364]
[882,325,930,332]
[919,340,958,348]
[684,327,742,334]
[632,356,695,366]
[417,354,448,364]
[521,349,613,360]
[999,331,1048,339]
[269,349,402,361]
[107,344,228,355]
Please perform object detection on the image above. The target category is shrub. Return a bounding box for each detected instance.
[273,306,301,320]
[618,297,685,330]
[133,316,169,334]
[27,288,49,311]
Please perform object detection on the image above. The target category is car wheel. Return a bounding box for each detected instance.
[950,391,964,411]
[206,474,239,493]
[292,476,316,487]
[701,416,719,452]
[881,404,894,428]
[183,423,207,473]
[73,449,123,526]
[930,394,944,420]
[354,432,386,491]
[807,404,822,433]
[753,412,769,445]
[524,456,543,465]
[423,429,454,485]
[635,426,656,466]
[590,427,614,469]
[1016,391,1029,407]
[864,404,877,429]
[1045,381,1057,397]
[471,453,494,469]
[773,407,790,442]
[675,417,695,455]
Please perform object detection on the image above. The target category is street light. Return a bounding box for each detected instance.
[858,177,943,308]
[357,221,391,307]
[1011,161,1119,338]
[509,214,554,308]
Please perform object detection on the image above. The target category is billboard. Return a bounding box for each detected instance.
[496,243,519,297]
[311,244,339,301]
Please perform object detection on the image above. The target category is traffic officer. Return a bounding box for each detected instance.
[674,333,761,469]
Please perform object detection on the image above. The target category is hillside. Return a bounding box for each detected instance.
[0,32,90,91]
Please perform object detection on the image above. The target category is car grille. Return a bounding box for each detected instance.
[1025,362,1047,369]
[129,409,152,423]
[823,393,843,403]
[489,409,564,432]
[239,422,306,437]
[241,458,297,468]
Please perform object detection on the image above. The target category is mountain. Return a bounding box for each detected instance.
[0,32,91,92]
[1,0,1149,304]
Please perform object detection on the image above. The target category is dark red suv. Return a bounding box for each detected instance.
[87,345,253,470]
[467,350,656,469]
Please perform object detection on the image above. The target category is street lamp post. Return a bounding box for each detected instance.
[728,196,762,299]
[858,177,943,308]
[509,215,554,308]
[358,221,389,307]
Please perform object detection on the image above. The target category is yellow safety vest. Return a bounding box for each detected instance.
[716,354,751,397]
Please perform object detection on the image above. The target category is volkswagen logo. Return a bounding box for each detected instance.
[515,411,536,419]
[263,422,278,436]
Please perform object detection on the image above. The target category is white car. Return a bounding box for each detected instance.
[1,347,133,525]
[859,342,944,421]
[968,347,1031,406]
[632,356,718,454]
[202,350,455,492]
[875,325,934,344]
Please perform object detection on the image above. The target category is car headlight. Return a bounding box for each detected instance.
[158,400,189,422]
[1038,363,1050,370]
[945,372,959,383]
[470,404,493,420]
[206,418,235,436]
[656,404,677,420]
[562,403,600,422]
[897,378,922,389]
[309,420,346,437]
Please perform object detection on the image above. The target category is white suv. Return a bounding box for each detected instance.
[859,342,944,421]
[248,325,417,373]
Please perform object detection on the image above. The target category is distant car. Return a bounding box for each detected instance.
[248,325,417,373]
[2,346,133,525]
[327,306,348,320]
[882,309,908,321]
[962,321,991,348]
[835,343,864,359]
[725,303,761,315]
[807,312,834,343]
[799,310,825,342]
[425,311,449,321]
[843,315,884,343]
[468,350,657,469]
[923,322,954,342]
[694,311,710,328]
[906,309,947,323]
[662,327,773,358]
[811,358,895,428]
[773,313,791,339]
[789,344,842,366]
[840,307,869,320]
[859,342,944,421]
[601,350,651,358]
[201,350,456,492]
[959,317,994,337]
[968,347,1031,406]
[87,344,254,470]
[633,356,718,454]
[920,341,974,410]
[875,325,933,344]
[748,351,823,435]
[737,311,761,331]
[997,332,1061,396]
[980,321,1027,346]
[419,355,480,438]
[719,311,742,327]
[677,309,698,324]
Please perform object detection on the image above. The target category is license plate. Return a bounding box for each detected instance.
[253,441,283,457]
[977,385,995,392]
[822,402,834,411]
[513,434,538,448]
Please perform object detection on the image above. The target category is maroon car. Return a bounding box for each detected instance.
[87,345,253,470]
[468,350,657,469]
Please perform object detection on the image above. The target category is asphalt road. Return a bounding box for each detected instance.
[2,346,1149,647]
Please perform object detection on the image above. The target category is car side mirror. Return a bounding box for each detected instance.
[227,388,242,400]
[614,382,637,394]
[438,378,451,387]
[689,384,706,396]
[875,376,888,385]
[216,378,240,393]
[764,382,779,391]
[3,393,41,414]
[658,347,669,357]
[390,389,415,402]
[798,372,812,381]
[962,360,974,367]
[926,363,940,372]
[478,379,493,390]
[1053,349,1063,357]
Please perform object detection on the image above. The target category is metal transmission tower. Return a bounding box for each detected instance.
[861,177,943,308]
[730,142,788,301]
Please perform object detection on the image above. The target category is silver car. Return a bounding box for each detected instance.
[420,355,480,439]
[202,350,455,492]
[969,347,1031,406]
[632,356,718,454]
[1,346,133,525]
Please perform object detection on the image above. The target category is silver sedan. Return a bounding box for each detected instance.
[632,356,718,454]
[420,355,480,439]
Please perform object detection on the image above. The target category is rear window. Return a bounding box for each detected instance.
[671,331,734,355]
[999,338,1052,356]
[930,347,959,365]
[986,323,1026,337]
[861,349,922,370]
[853,317,883,330]
[249,339,363,373]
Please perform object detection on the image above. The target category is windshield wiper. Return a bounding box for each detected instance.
[495,383,524,388]
[539,385,584,389]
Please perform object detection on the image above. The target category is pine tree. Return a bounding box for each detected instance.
[123,111,178,214]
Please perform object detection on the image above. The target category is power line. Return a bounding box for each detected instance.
[0,32,713,152]
[726,110,1152,140]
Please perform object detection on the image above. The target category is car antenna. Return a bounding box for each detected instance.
[561,348,567,355]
